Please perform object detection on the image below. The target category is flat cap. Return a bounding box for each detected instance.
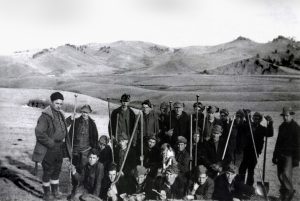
[50,92,64,102]
[177,136,187,144]
[236,109,245,118]
[120,93,131,102]
[253,112,263,119]
[160,102,168,109]
[99,135,109,145]
[225,163,238,174]
[118,132,129,141]
[220,108,229,116]
[165,165,179,175]
[132,165,148,177]
[147,134,158,141]
[142,99,152,108]
[280,106,295,116]
[207,105,218,114]
[193,102,203,108]
[81,104,92,113]
[173,101,184,108]
[196,165,208,175]
[212,125,223,134]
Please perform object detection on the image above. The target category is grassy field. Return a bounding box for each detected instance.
[0,73,300,200]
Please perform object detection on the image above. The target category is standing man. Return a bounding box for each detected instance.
[32,92,72,200]
[158,102,169,145]
[68,104,99,175]
[140,99,159,139]
[273,107,300,201]
[110,94,137,146]
[203,106,221,141]
[165,102,190,147]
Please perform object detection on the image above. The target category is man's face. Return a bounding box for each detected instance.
[235,116,242,125]
[177,142,186,152]
[109,170,117,182]
[88,154,99,166]
[197,173,208,185]
[51,99,63,111]
[142,104,151,115]
[253,116,261,126]
[208,112,215,121]
[166,172,177,185]
[81,111,89,120]
[220,113,228,122]
[119,139,128,150]
[193,133,200,143]
[121,101,129,109]
[98,142,106,150]
[160,107,168,114]
[174,107,183,116]
[135,174,146,185]
[282,114,292,123]
[193,106,202,113]
[212,132,222,142]
[226,172,236,184]
[147,139,156,149]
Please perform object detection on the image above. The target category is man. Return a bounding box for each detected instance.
[239,112,273,186]
[175,136,190,176]
[155,165,186,200]
[68,104,99,192]
[186,165,214,200]
[192,102,204,135]
[165,102,190,147]
[97,135,113,172]
[100,164,127,201]
[203,105,221,141]
[200,124,233,178]
[213,164,255,201]
[32,92,72,201]
[125,165,155,200]
[143,135,160,177]
[140,99,159,139]
[219,108,232,141]
[273,107,300,201]
[158,102,169,145]
[69,149,104,200]
[110,94,137,145]
[114,132,137,177]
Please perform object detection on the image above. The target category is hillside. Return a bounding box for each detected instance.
[1,36,299,77]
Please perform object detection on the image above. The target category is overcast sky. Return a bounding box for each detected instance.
[0,0,299,54]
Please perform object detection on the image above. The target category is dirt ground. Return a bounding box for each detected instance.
[0,85,299,201]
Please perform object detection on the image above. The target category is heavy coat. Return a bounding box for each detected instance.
[175,149,190,175]
[169,110,190,146]
[68,116,99,150]
[32,106,72,162]
[73,161,104,197]
[187,177,214,200]
[140,110,159,138]
[155,175,187,199]
[109,106,137,144]
[212,173,255,201]
[273,119,300,166]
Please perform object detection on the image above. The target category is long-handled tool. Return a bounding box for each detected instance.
[169,101,172,130]
[246,113,269,201]
[112,114,141,185]
[257,136,270,197]
[194,95,200,167]
[115,114,119,142]
[201,106,206,143]
[140,111,144,167]
[222,115,236,160]
[189,114,193,171]
[107,98,115,163]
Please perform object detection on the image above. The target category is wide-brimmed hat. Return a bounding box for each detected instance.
[81,104,92,113]
[280,106,295,116]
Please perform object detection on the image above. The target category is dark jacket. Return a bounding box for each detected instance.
[73,161,105,197]
[32,106,72,162]
[212,173,255,201]
[97,145,113,172]
[68,116,99,150]
[110,106,137,144]
[155,175,187,199]
[114,146,137,177]
[273,119,300,165]
[187,177,214,200]
[244,123,273,157]
[140,110,159,138]
[100,175,128,200]
[143,145,160,177]
[203,117,222,141]
[192,112,204,134]
[200,138,233,170]
[169,110,190,146]
[175,149,190,175]
[126,176,156,199]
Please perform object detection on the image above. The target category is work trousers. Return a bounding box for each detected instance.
[72,149,90,187]
[277,155,294,195]
[42,142,64,182]
[239,151,257,186]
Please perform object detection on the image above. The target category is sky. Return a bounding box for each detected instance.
[0,0,299,54]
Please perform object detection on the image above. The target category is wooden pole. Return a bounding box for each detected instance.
[140,112,144,167]
[190,114,193,171]
[222,115,236,160]
[107,98,115,163]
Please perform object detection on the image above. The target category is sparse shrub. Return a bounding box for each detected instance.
[27,99,82,113]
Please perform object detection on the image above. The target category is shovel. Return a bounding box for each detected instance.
[256,136,270,197]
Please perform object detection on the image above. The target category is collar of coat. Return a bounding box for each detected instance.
[42,106,66,119]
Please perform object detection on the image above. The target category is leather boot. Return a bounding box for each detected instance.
[51,184,63,200]
[42,186,54,201]
[67,186,77,201]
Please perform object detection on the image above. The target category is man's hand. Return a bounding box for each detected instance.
[264,115,273,125]
[165,129,174,137]
[68,164,76,175]
[159,190,167,200]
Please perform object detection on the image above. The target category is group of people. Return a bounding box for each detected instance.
[32,92,300,201]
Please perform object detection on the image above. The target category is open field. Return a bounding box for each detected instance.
[0,72,300,201]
